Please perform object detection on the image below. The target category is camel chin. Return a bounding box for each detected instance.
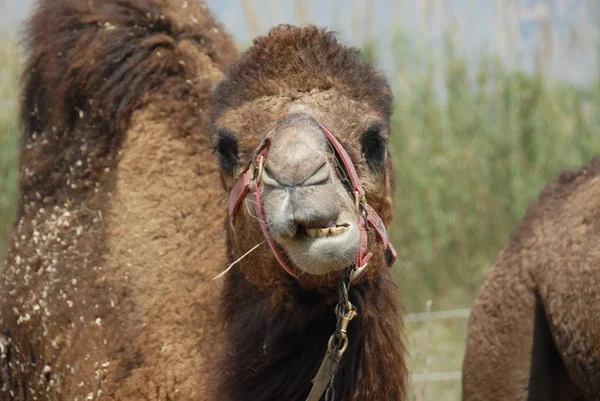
[276,219,360,275]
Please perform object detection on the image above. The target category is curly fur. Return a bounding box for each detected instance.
[211,24,393,122]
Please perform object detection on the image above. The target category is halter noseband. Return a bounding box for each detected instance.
[227,121,397,283]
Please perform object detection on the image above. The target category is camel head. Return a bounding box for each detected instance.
[211,25,396,287]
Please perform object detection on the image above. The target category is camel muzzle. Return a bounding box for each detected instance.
[226,118,397,283]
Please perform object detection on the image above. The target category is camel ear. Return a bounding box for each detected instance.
[213,128,239,177]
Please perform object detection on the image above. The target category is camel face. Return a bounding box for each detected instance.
[214,85,393,281]
[210,25,396,285]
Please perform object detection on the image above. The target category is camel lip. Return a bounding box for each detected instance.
[275,222,359,275]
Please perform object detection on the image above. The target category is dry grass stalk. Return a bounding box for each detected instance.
[239,0,262,39]
[294,0,308,25]
[213,240,266,280]
[539,0,553,76]
[331,0,342,31]
[3,0,14,13]
[350,0,362,44]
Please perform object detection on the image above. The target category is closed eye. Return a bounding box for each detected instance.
[213,128,239,176]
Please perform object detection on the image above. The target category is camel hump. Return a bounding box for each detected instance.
[21,0,235,138]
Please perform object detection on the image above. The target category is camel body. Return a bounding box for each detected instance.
[0,0,236,399]
[463,157,600,401]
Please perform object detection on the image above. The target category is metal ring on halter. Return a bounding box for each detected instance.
[255,155,265,184]
[350,264,367,282]
[327,330,349,359]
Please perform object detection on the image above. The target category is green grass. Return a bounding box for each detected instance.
[388,38,600,312]
[0,33,20,263]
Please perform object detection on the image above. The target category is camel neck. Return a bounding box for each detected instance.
[217,268,408,401]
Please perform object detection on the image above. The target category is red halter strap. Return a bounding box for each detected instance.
[227,122,397,282]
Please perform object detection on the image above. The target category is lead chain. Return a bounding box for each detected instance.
[325,270,357,401]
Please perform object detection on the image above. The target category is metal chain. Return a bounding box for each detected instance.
[324,270,357,401]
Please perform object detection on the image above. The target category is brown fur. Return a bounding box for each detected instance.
[210,24,393,122]
[210,26,408,401]
[462,157,600,401]
[0,0,236,399]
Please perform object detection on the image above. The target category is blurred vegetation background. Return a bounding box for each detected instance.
[1,1,599,399]
[0,33,19,266]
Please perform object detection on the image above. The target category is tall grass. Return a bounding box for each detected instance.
[386,31,600,398]
[0,33,20,263]
[389,34,600,312]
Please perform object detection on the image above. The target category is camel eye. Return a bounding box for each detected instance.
[213,128,239,176]
[361,125,386,170]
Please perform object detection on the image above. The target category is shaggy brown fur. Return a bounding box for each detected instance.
[0,0,236,399]
[210,24,393,122]
[211,26,408,401]
[462,157,600,401]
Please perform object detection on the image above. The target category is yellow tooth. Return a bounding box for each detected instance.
[305,225,349,238]
[330,226,347,236]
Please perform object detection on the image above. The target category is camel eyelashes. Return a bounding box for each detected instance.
[360,124,387,170]
[214,128,239,176]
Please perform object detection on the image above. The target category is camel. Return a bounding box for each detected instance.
[209,25,407,401]
[0,0,408,400]
[462,157,600,401]
[0,0,237,399]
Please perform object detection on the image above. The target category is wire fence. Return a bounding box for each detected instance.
[406,308,471,323]
[406,306,471,400]
[411,371,462,383]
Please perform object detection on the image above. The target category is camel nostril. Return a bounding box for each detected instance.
[264,161,330,188]
[300,162,330,187]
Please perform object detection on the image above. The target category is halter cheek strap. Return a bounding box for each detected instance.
[316,123,397,279]
[227,122,397,282]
